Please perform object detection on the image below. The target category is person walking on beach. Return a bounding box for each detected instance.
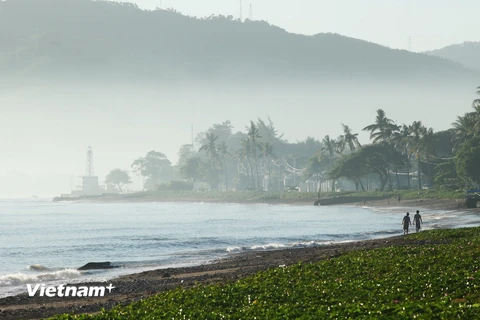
[413,210,423,233]
[402,212,411,235]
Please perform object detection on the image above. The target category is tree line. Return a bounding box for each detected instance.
[105,86,480,193]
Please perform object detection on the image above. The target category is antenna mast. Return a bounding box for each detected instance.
[408,36,412,52]
[249,2,253,20]
[240,0,243,21]
[191,124,194,148]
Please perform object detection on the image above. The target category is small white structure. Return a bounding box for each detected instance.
[63,146,105,197]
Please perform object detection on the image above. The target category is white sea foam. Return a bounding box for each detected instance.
[291,241,324,247]
[226,246,243,252]
[251,243,286,250]
[0,269,81,286]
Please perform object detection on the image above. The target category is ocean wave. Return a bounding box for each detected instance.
[26,264,50,271]
[250,243,287,250]
[0,269,81,286]
[291,240,323,247]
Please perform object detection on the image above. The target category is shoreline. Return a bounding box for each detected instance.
[54,193,472,208]
[1,198,478,319]
[0,234,415,320]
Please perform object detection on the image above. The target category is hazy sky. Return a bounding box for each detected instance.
[1,0,479,197]
[127,0,479,52]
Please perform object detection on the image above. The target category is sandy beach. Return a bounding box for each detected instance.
[0,198,477,320]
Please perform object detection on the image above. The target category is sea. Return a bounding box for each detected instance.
[1,198,480,298]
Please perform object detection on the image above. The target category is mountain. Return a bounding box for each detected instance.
[0,0,478,194]
[0,0,477,83]
[427,42,480,72]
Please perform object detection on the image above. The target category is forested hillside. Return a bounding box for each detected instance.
[427,42,480,72]
[0,0,477,82]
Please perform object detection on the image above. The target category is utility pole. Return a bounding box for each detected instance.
[408,36,412,52]
[240,0,243,21]
[293,158,296,186]
[191,124,194,150]
[249,2,253,20]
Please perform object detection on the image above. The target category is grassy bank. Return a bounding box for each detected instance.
[51,227,480,319]
[140,189,465,203]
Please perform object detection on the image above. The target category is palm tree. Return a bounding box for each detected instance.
[338,124,361,153]
[199,132,219,159]
[472,86,480,108]
[408,122,436,189]
[363,109,399,143]
[261,142,276,191]
[238,139,254,188]
[420,127,436,186]
[409,121,424,190]
[321,135,338,158]
[321,135,338,191]
[452,112,476,148]
[473,104,480,134]
[245,121,262,189]
[217,142,231,191]
[393,124,412,188]
[199,132,220,190]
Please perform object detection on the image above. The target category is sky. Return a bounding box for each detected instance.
[1,0,479,197]
[126,0,479,52]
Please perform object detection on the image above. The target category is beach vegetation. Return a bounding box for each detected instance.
[104,169,132,192]
[50,227,480,319]
[455,136,480,187]
[103,86,480,196]
[131,151,172,190]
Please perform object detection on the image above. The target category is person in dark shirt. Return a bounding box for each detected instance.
[413,210,423,233]
[402,212,411,235]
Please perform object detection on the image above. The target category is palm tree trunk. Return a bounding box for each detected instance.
[254,159,260,190]
[406,152,411,189]
[388,171,392,190]
[354,179,359,191]
[267,158,272,191]
[236,162,240,191]
[378,172,387,191]
[426,153,432,186]
[223,161,228,191]
[247,158,254,188]
[417,155,422,190]
[358,179,366,192]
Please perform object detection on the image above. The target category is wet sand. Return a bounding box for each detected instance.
[0,198,477,320]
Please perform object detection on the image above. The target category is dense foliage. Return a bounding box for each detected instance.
[104,169,131,192]
[105,86,480,193]
[50,227,480,319]
[455,136,480,185]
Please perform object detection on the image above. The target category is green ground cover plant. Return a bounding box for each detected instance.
[51,227,480,319]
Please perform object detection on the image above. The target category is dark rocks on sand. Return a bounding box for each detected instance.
[78,262,119,270]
